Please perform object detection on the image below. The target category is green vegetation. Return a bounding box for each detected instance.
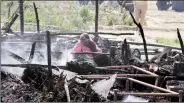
[1,1,133,32]
[156,37,184,47]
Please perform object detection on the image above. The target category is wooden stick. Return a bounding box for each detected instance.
[177,28,184,54]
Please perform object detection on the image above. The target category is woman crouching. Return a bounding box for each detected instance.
[73,33,112,67]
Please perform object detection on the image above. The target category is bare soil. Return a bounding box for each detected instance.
[98,1,184,41]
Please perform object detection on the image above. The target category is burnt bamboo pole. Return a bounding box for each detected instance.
[131,65,158,76]
[130,12,148,62]
[46,31,52,91]
[177,28,184,54]
[33,2,40,33]
[128,78,178,94]
[79,74,158,78]
[114,92,179,96]
[8,14,19,28]
[19,0,24,35]
[96,65,159,76]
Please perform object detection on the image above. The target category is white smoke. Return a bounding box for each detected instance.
[1,36,75,75]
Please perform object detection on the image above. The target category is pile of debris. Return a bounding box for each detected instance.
[1,67,105,102]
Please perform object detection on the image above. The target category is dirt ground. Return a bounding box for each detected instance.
[145,1,184,39]
[99,1,184,41]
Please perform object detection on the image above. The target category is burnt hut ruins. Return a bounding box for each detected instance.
[1,0,184,102]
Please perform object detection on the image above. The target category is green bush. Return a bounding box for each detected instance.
[79,6,93,24]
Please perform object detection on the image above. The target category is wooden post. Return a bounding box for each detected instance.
[113,89,118,101]
[46,31,52,91]
[95,0,99,33]
[129,12,148,62]
[179,90,183,102]
[19,0,24,35]
[33,2,40,33]
[125,79,130,91]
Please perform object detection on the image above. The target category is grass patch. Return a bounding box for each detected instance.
[156,37,184,47]
[1,1,133,32]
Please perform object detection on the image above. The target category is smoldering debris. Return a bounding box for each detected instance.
[1,69,105,102]
[1,33,184,102]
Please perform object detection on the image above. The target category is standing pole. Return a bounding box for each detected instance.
[46,31,52,91]
[95,0,99,33]
[129,12,148,62]
[19,0,24,35]
[177,28,184,54]
[33,2,40,33]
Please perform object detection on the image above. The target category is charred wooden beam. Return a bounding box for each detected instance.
[1,48,27,64]
[177,28,184,54]
[1,64,62,71]
[46,31,52,91]
[19,0,24,35]
[33,2,40,33]
[1,14,19,31]
[124,39,129,65]
[121,41,125,62]
[129,12,148,62]
[28,42,36,63]
[1,14,19,37]
[2,32,133,38]
[139,23,148,62]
